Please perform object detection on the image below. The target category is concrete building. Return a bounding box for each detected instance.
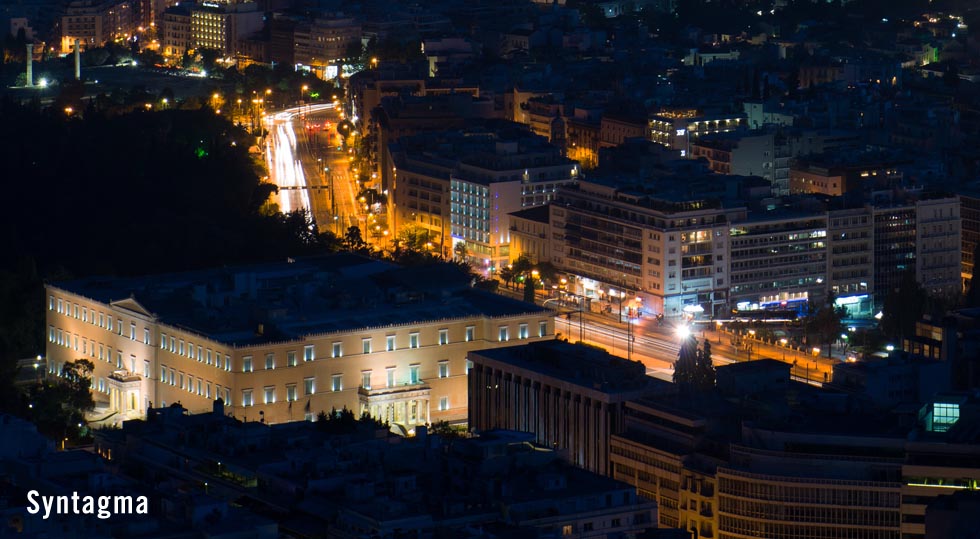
[44,255,553,430]
[61,0,135,53]
[872,193,961,307]
[728,210,829,314]
[268,13,361,72]
[957,191,980,291]
[610,364,909,536]
[160,4,189,59]
[549,180,745,319]
[509,205,552,266]
[648,108,747,155]
[827,206,874,317]
[790,153,906,197]
[468,340,669,475]
[189,1,262,56]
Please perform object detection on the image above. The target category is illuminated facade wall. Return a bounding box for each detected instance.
[729,214,829,313]
[160,7,189,58]
[44,285,553,428]
[189,2,261,55]
[550,182,741,318]
[827,207,874,317]
[61,0,135,53]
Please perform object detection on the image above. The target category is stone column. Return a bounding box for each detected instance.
[74,39,81,80]
[25,44,33,87]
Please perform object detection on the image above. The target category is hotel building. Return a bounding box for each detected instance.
[44,255,552,430]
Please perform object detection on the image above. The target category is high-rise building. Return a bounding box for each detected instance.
[44,255,553,428]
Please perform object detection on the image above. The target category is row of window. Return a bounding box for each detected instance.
[158,364,231,404]
[160,332,232,371]
[49,295,149,343]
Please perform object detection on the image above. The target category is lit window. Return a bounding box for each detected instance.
[130,323,136,340]
[263,387,275,404]
[286,385,296,401]
[144,328,151,345]
[287,351,297,367]
[438,361,449,378]
[242,356,252,372]
[242,389,253,407]
[386,367,396,388]
[466,360,473,374]
[386,335,395,351]
[332,342,342,358]
[304,345,315,361]
[438,329,449,345]
[519,323,528,339]
[265,353,274,370]
[331,374,342,392]
[439,396,449,411]
[499,327,509,342]
[362,338,371,354]
[409,365,420,384]
[409,333,419,349]
[361,371,372,389]
[304,377,315,395]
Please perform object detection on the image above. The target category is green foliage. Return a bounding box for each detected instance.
[807,298,847,358]
[673,337,715,391]
[343,226,370,254]
[0,103,332,417]
[29,359,94,442]
[316,406,387,434]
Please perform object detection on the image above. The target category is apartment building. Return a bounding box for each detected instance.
[44,255,552,429]
[160,5,189,59]
[61,0,135,53]
[468,340,669,475]
[549,180,744,319]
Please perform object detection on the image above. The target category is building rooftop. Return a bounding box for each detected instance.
[51,255,548,346]
[509,204,550,224]
[470,341,669,397]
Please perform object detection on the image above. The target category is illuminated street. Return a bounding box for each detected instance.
[263,103,361,234]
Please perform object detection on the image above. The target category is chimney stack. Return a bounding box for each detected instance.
[25,44,33,87]
[74,39,81,80]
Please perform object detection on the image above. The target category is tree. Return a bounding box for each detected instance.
[808,301,847,358]
[343,225,369,253]
[673,335,699,387]
[674,337,715,391]
[28,359,94,443]
[881,271,926,341]
[694,340,716,390]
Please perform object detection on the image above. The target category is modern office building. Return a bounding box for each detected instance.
[44,255,553,430]
[872,193,961,307]
[549,180,745,319]
[728,210,829,314]
[160,4,190,59]
[468,340,669,475]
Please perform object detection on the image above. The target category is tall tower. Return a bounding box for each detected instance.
[25,43,33,87]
